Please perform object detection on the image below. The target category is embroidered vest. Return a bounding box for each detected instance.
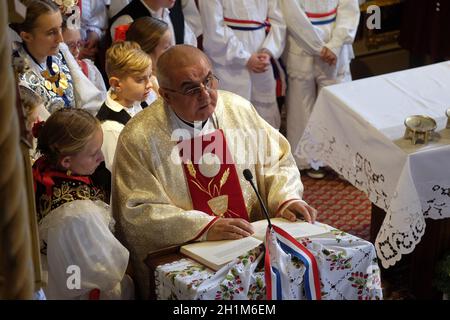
[33,157,105,222]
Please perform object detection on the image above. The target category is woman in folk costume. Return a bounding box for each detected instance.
[199,0,286,129]
[10,0,103,115]
[33,108,134,299]
[280,0,360,174]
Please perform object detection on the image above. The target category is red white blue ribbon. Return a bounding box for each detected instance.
[265,225,321,300]
[306,8,337,25]
[224,17,270,31]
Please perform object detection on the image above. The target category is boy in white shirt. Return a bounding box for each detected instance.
[199,0,286,129]
[94,41,153,197]
[280,0,360,177]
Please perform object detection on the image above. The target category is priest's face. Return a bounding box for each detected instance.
[160,58,218,122]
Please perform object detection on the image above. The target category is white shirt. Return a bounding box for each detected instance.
[200,0,286,67]
[181,0,203,37]
[101,89,143,171]
[81,0,110,39]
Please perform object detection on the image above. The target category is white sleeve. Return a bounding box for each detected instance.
[181,0,203,37]
[40,200,129,299]
[85,59,107,100]
[326,0,360,57]
[199,0,252,67]
[280,0,325,56]
[261,0,286,59]
[80,0,109,38]
[183,21,198,47]
[60,43,103,115]
[101,121,124,172]
[110,15,134,40]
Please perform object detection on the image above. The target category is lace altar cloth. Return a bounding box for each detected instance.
[297,62,450,268]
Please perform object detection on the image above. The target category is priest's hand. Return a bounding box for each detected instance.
[206,218,255,240]
[277,201,318,223]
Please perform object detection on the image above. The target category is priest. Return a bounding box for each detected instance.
[111,45,317,298]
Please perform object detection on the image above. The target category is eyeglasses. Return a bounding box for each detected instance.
[66,40,84,50]
[162,74,219,97]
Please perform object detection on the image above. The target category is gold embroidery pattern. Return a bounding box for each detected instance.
[41,63,69,97]
[37,180,105,222]
[186,160,239,218]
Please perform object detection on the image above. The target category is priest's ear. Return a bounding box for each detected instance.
[158,87,173,105]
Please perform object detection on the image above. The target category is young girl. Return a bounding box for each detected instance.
[126,16,172,105]
[62,21,107,99]
[33,108,134,299]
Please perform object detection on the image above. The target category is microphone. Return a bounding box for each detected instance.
[243,169,272,228]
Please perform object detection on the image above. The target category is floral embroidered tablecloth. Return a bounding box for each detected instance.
[297,62,450,268]
[155,227,383,300]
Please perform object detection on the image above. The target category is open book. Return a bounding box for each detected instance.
[180,218,331,271]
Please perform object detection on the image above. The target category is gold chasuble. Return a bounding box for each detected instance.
[179,129,249,221]
[112,90,306,298]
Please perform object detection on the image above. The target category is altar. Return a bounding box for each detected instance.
[146,224,382,300]
[297,61,450,298]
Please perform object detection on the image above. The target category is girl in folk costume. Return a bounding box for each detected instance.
[62,20,107,100]
[280,0,360,175]
[126,16,173,106]
[199,0,286,129]
[10,0,103,115]
[33,108,134,299]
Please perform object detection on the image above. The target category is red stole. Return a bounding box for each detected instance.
[178,129,249,221]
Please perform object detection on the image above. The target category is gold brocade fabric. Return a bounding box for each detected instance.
[112,90,304,297]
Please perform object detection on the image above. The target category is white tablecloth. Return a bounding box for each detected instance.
[298,62,450,268]
[155,226,382,300]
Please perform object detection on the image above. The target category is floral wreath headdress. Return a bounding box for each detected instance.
[53,0,79,15]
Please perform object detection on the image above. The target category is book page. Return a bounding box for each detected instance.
[251,218,331,241]
[180,236,262,270]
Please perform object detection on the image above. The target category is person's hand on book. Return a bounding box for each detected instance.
[276,201,318,223]
[206,218,255,241]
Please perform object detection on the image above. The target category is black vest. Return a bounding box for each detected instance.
[96,102,132,125]
[92,102,132,202]
[109,0,185,44]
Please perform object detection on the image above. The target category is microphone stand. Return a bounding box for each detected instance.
[243,169,272,229]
